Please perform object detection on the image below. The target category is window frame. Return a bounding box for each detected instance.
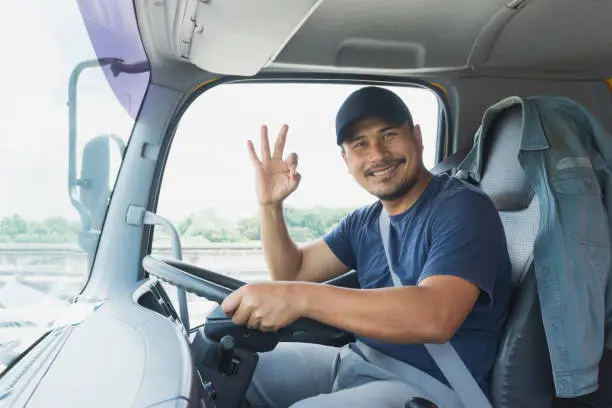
[141,73,452,272]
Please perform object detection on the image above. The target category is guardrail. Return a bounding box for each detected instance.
[0,242,272,285]
[0,242,267,250]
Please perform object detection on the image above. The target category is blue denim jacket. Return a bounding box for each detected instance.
[456,96,612,398]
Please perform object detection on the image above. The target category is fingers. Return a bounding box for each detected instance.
[246,313,263,330]
[258,321,277,332]
[261,125,271,161]
[221,291,242,317]
[246,140,261,167]
[272,124,289,160]
[230,302,251,326]
[254,124,289,163]
[286,152,298,169]
[290,170,302,186]
[286,152,300,185]
[222,288,256,327]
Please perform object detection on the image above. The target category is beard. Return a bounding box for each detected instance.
[363,157,418,201]
[372,175,418,201]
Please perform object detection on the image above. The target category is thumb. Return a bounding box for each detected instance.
[291,170,302,187]
[221,290,243,317]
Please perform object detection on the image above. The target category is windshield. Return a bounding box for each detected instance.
[0,1,149,372]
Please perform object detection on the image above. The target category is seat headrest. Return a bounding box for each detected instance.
[478,106,535,211]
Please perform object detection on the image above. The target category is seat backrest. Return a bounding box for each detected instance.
[471,106,556,408]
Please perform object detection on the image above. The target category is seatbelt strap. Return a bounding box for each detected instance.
[378,208,492,408]
[430,145,472,175]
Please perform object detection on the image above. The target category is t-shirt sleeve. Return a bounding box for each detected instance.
[322,210,359,271]
[419,190,509,310]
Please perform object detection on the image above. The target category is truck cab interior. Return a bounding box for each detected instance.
[0,1,611,407]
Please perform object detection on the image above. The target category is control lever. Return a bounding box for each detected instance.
[205,306,283,352]
[218,335,236,375]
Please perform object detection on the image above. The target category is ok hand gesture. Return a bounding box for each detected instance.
[248,125,301,206]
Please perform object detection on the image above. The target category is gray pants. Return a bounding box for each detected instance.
[245,342,463,408]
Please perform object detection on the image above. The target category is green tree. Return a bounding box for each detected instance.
[181,209,246,243]
[284,206,351,238]
[0,206,356,245]
[288,226,317,243]
[0,215,79,243]
[0,215,27,235]
[237,217,260,241]
[177,216,193,235]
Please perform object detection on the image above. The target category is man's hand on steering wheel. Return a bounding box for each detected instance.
[221,282,307,332]
[143,255,352,346]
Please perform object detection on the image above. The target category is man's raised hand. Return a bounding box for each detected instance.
[248,124,301,206]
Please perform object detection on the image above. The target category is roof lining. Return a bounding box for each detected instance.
[136,0,612,92]
[467,4,523,67]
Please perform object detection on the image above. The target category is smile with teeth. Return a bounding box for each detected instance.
[370,162,400,177]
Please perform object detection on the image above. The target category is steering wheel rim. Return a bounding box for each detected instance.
[141,255,349,338]
[143,255,232,304]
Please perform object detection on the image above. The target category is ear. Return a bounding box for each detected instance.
[412,124,424,151]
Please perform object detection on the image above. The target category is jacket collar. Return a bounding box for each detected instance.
[456,96,550,183]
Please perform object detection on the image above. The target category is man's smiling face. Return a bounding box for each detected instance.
[341,116,425,201]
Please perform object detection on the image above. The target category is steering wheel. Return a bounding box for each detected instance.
[142,255,352,351]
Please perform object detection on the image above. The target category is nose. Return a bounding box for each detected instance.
[368,139,387,162]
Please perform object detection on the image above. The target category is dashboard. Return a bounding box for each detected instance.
[0,270,360,408]
[0,279,213,408]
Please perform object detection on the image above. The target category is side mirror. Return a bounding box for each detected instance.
[79,135,110,231]
[67,58,147,263]
[71,134,125,257]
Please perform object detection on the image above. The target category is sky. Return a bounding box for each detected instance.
[0,1,134,222]
[0,2,440,224]
[157,83,440,221]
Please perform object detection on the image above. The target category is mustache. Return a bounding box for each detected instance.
[365,158,405,176]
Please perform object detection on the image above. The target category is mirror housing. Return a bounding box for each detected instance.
[79,135,110,231]
[71,134,125,258]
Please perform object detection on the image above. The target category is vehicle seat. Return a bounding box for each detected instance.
[469,105,554,408]
[469,105,612,408]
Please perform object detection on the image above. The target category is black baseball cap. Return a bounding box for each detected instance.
[335,86,414,145]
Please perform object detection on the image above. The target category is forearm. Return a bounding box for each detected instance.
[259,203,302,281]
[300,284,453,344]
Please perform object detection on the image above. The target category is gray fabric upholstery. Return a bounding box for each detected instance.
[479,106,535,212]
[498,198,539,287]
[474,106,556,408]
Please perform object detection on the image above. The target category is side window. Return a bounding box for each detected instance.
[153,82,440,326]
[0,2,149,372]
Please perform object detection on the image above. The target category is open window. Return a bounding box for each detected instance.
[152,80,443,327]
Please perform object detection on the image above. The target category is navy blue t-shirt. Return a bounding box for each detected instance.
[323,174,512,396]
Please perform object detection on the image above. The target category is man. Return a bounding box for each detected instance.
[221,86,512,407]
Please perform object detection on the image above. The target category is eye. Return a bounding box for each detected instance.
[383,131,398,139]
[352,141,367,150]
